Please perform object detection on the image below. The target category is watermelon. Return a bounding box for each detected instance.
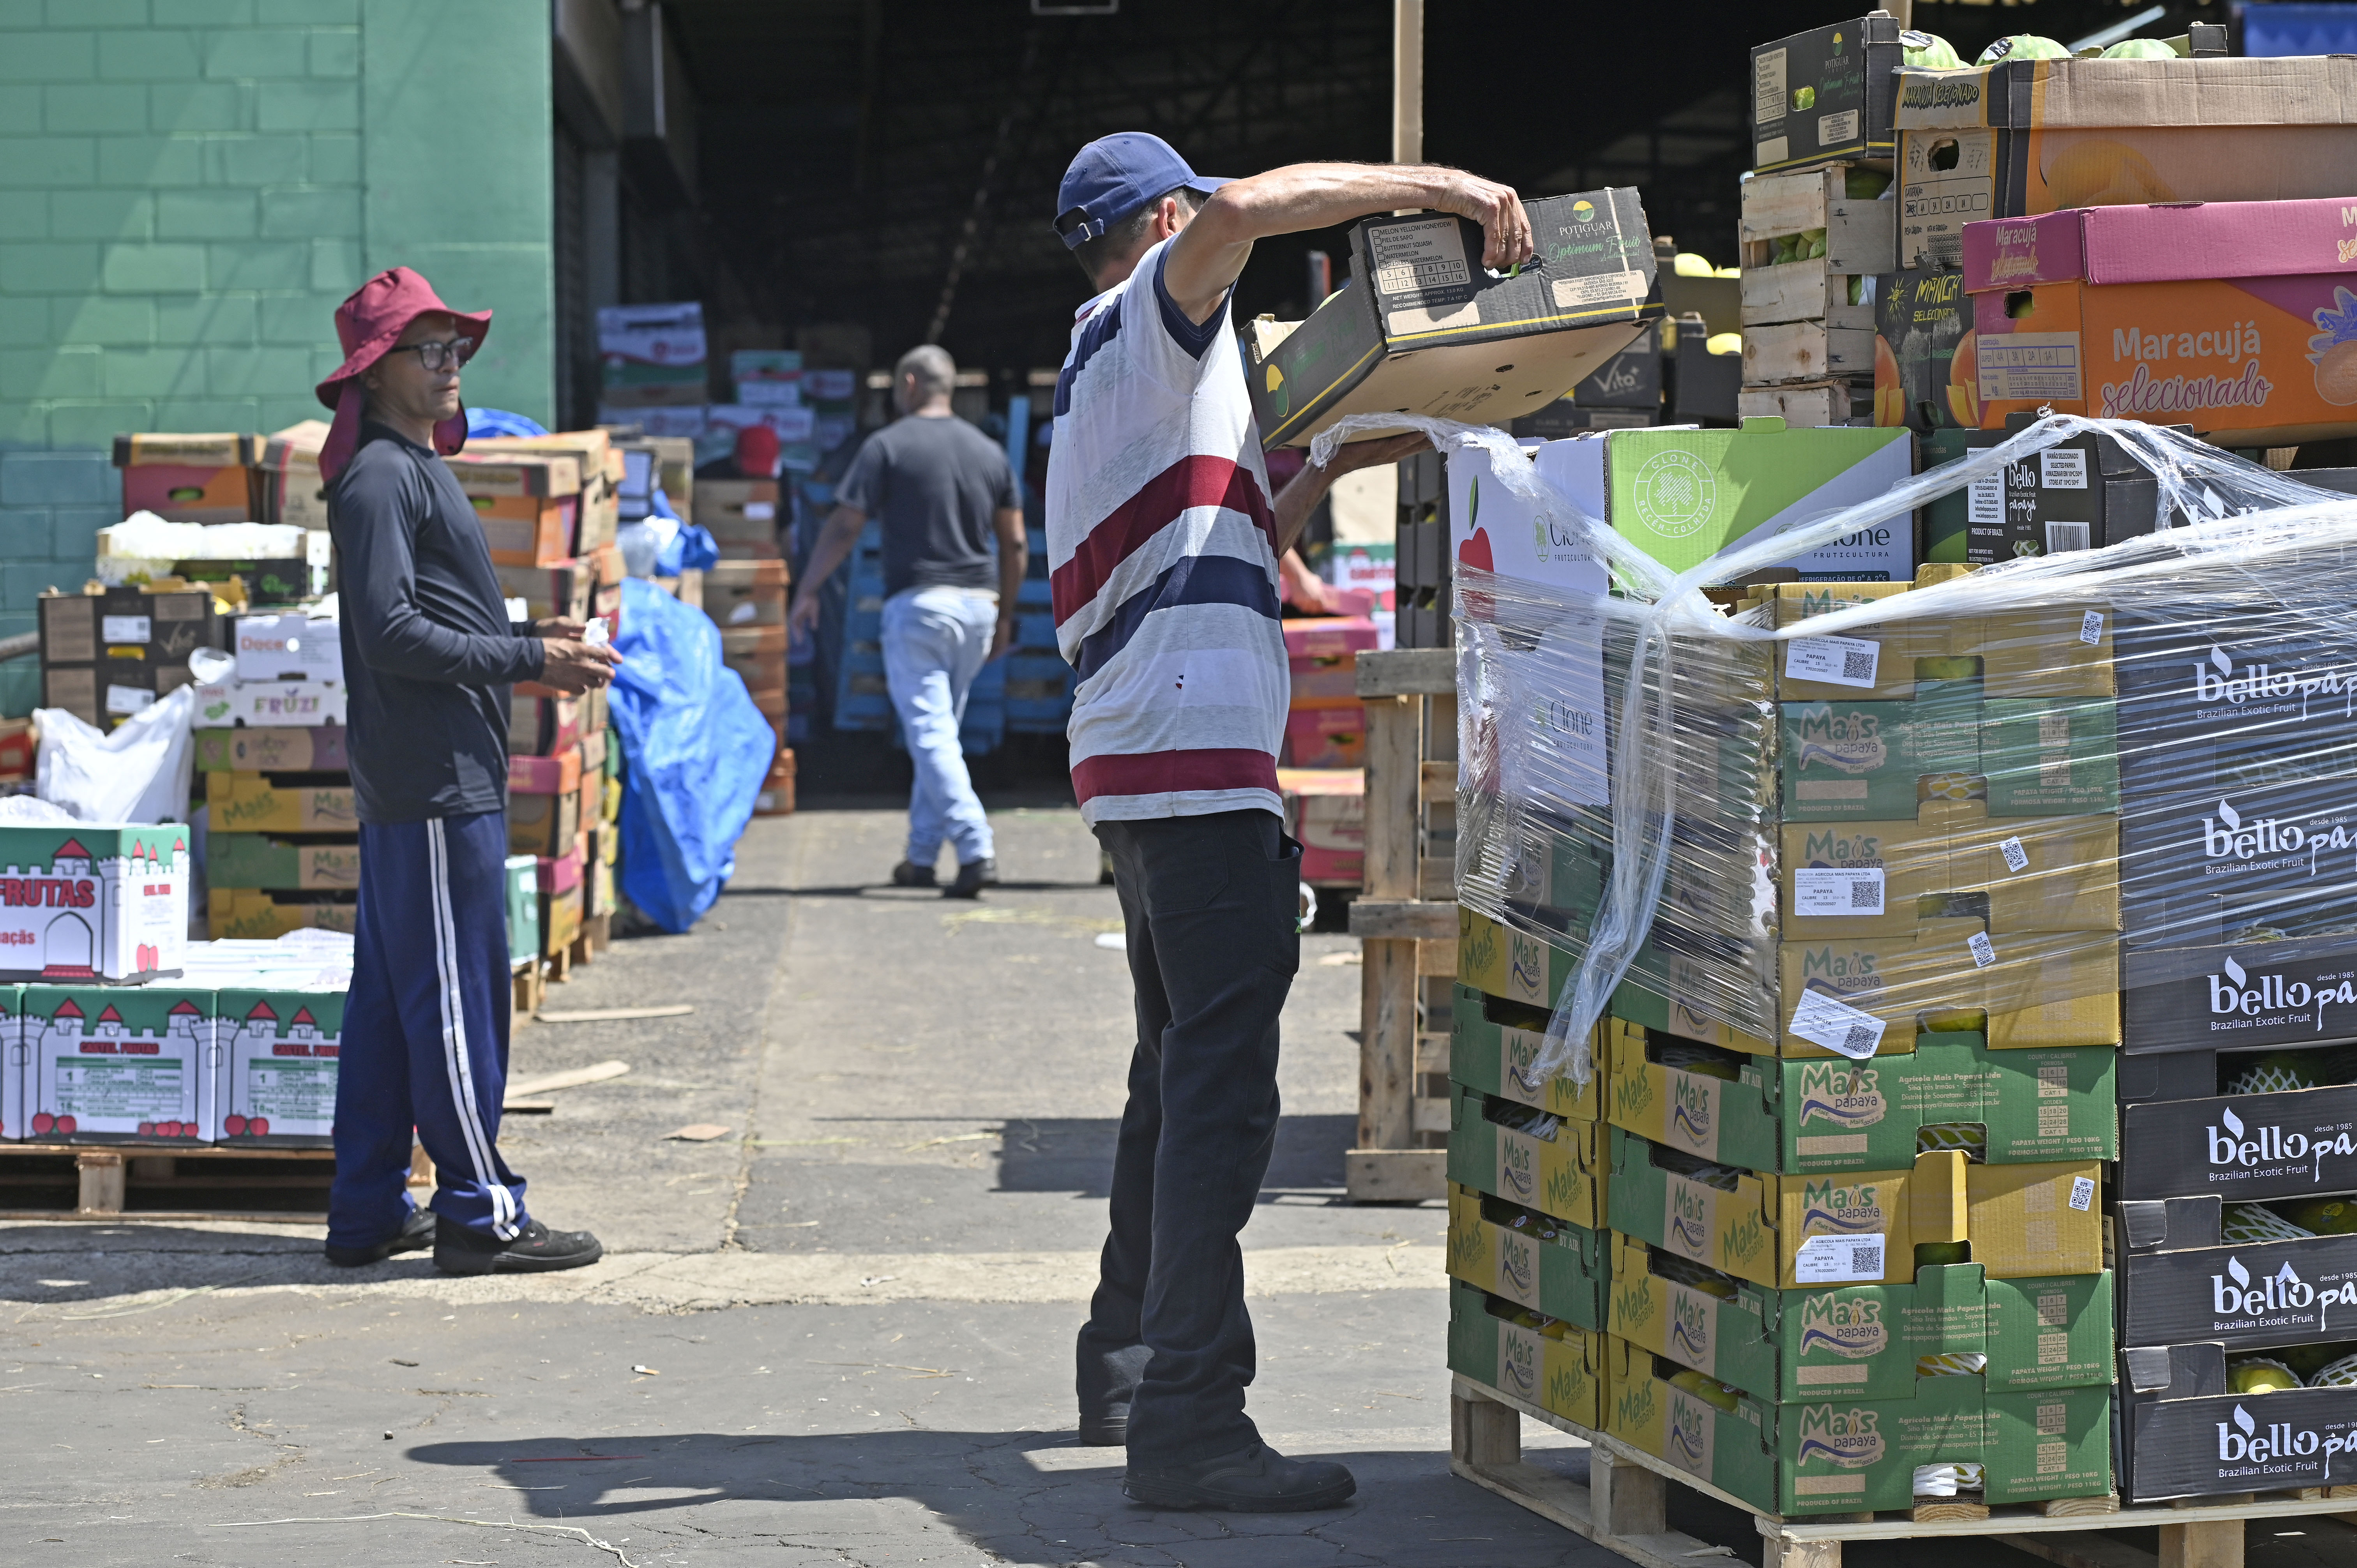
[2102,38,2177,60]
[1901,30,1963,70]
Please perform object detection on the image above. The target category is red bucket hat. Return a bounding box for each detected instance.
[314,267,492,483]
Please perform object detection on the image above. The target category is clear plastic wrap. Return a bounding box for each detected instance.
[1310,411,2357,1083]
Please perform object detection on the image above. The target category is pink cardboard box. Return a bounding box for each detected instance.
[1279,766,1365,885]
[1283,706,1366,769]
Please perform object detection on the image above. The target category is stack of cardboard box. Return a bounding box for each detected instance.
[595,302,708,438]
[38,581,220,729]
[509,673,618,966]
[702,557,795,816]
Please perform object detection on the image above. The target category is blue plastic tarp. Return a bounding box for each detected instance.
[607,576,776,932]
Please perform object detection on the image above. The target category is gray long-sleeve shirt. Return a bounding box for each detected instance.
[329,421,545,824]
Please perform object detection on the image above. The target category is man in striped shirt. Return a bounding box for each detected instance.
[1046,132,1530,1512]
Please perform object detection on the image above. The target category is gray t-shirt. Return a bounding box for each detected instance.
[836,413,1018,597]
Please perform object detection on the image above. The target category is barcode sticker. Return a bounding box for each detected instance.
[2041,450,2089,489]
[2079,611,2104,645]
[101,614,151,644]
[1794,867,1885,917]
[1968,931,1997,968]
[1788,988,1887,1059]
[1794,1233,1887,1283]
[1785,636,1880,689]
[105,684,154,715]
[2044,521,2092,554]
[745,501,777,521]
[2069,1176,2096,1212]
[1998,836,2030,874]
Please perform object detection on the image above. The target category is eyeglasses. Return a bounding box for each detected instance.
[389,337,477,372]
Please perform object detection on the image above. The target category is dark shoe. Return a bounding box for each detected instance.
[323,1207,436,1268]
[434,1218,603,1277]
[943,857,997,899]
[890,860,936,888]
[1125,1443,1356,1512]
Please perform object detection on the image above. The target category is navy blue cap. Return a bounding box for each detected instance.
[1053,132,1232,251]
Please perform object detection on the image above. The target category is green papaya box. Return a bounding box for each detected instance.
[1447,1082,1607,1230]
[1603,1334,2113,1514]
[1605,1019,2117,1174]
[1449,1280,1608,1431]
[1448,983,1601,1123]
[1606,1228,2114,1404]
[1458,905,1784,1059]
[1447,1181,1610,1331]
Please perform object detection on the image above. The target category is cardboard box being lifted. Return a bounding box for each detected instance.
[1248,189,1659,449]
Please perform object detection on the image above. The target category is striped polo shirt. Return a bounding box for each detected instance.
[1046,237,1287,825]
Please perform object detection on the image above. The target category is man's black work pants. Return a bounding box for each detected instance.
[1080,808,1302,1464]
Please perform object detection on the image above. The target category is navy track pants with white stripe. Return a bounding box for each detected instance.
[328,810,530,1249]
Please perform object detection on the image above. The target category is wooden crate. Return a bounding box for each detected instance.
[1450,1373,2357,1568]
[1737,162,1897,333]
[0,1140,428,1222]
[1346,648,1458,1203]
[1743,319,1875,385]
[1737,380,1864,428]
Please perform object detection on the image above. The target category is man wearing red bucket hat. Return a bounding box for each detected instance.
[318,267,617,1276]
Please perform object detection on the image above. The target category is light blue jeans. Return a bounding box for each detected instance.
[882,585,998,868]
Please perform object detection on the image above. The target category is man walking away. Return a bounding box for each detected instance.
[318,268,619,1276]
[790,345,1024,898]
[1046,133,1528,1510]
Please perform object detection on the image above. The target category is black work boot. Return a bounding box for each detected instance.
[1125,1443,1356,1511]
[890,860,936,888]
[323,1206,436,1268]
[434,1218,603,1276]
[943,856,997,899]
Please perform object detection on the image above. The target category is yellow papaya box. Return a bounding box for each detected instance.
[1449,983,1601,1122]
[1448,1281,1607,1430]
[1606,1126,2103,1289]
[1605,1229,2114,1403]
[1448,1083,1606,1229]
[1601,1335,2112,1514]
[205,771,359,835]
[1777,919,2121,1054]
[1777,814,2120,942]
[1447,1181,1610,1331]
[1460,905,1786,1059]
[1605,1020,2116,1174]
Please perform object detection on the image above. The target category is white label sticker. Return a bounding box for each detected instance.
[1788,988,1887,1059]
[102,614,151,644]
[105,684,155,715]
[1998,836,2030,874]
[2069,1176,2096,1212]
[1818,109,1861,148]
[1968,931,1997,968]
[1794,1233,1887,1284]
[2041,450,2089,489]
[1784,636,1881,689]
[744,501,776,522]
[1755,136,1791,170]
[2078,610,2104,645]
[1367,217,1471,300]
[1968,475,2004,526]
[1978,332,2084,403]
[1794,867,1886,917]
[1754,48,1789,127]
[1551,270,1650,309]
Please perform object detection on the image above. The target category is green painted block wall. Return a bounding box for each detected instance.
[0,0,553,715]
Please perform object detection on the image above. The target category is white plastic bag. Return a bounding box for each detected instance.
[35,684,196,823]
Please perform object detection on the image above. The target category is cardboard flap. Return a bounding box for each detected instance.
[2115,1199,2171,1250]
[2122,1343,2177,1393]
[2033,55,2357,130]
[1912,1148,1970,1243]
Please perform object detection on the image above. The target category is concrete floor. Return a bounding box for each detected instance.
[0,795,2351,1567]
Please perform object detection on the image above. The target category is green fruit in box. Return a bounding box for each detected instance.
[1915,1352,1987,1377]
[1917,1122,1987,1159]
[2313,1353,2357,1388]
[2221,1202,2315,1245]
[2229,1052,2323,1096]
[1915,1241,1971,1268]
[2279,1196,2357,1236]
[2283,1341,2357,1378]
[1922,1008,1987,1033]
[2103,38,2177,60]
[1668,1368,1742,1412]
[1916,656,1981,680]
[2229,1358,2303,1394]
[1656,1042,1740,1082]
[1654,1251,1741,1300]
[1845,167,1894,200]
[1979,34,2070,64]
[1901,30,1963,70]
[1804,228,1827,260]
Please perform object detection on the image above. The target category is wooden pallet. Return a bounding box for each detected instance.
[1451,1374,2357,1568]
[1347,647,1459,1202]
[0,1139,428,1222]
[512,958,546,1023]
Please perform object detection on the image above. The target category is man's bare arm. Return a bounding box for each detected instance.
[1268,432,1433,556]
[1164,163,1534,324]
[786,503,868,637]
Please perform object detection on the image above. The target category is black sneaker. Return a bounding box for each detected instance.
[890,860,936,887]
[1125,1443,1355,1512]
[434,1218,603,1276]
[944,857,997,899]
[323,1207,436,1268]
